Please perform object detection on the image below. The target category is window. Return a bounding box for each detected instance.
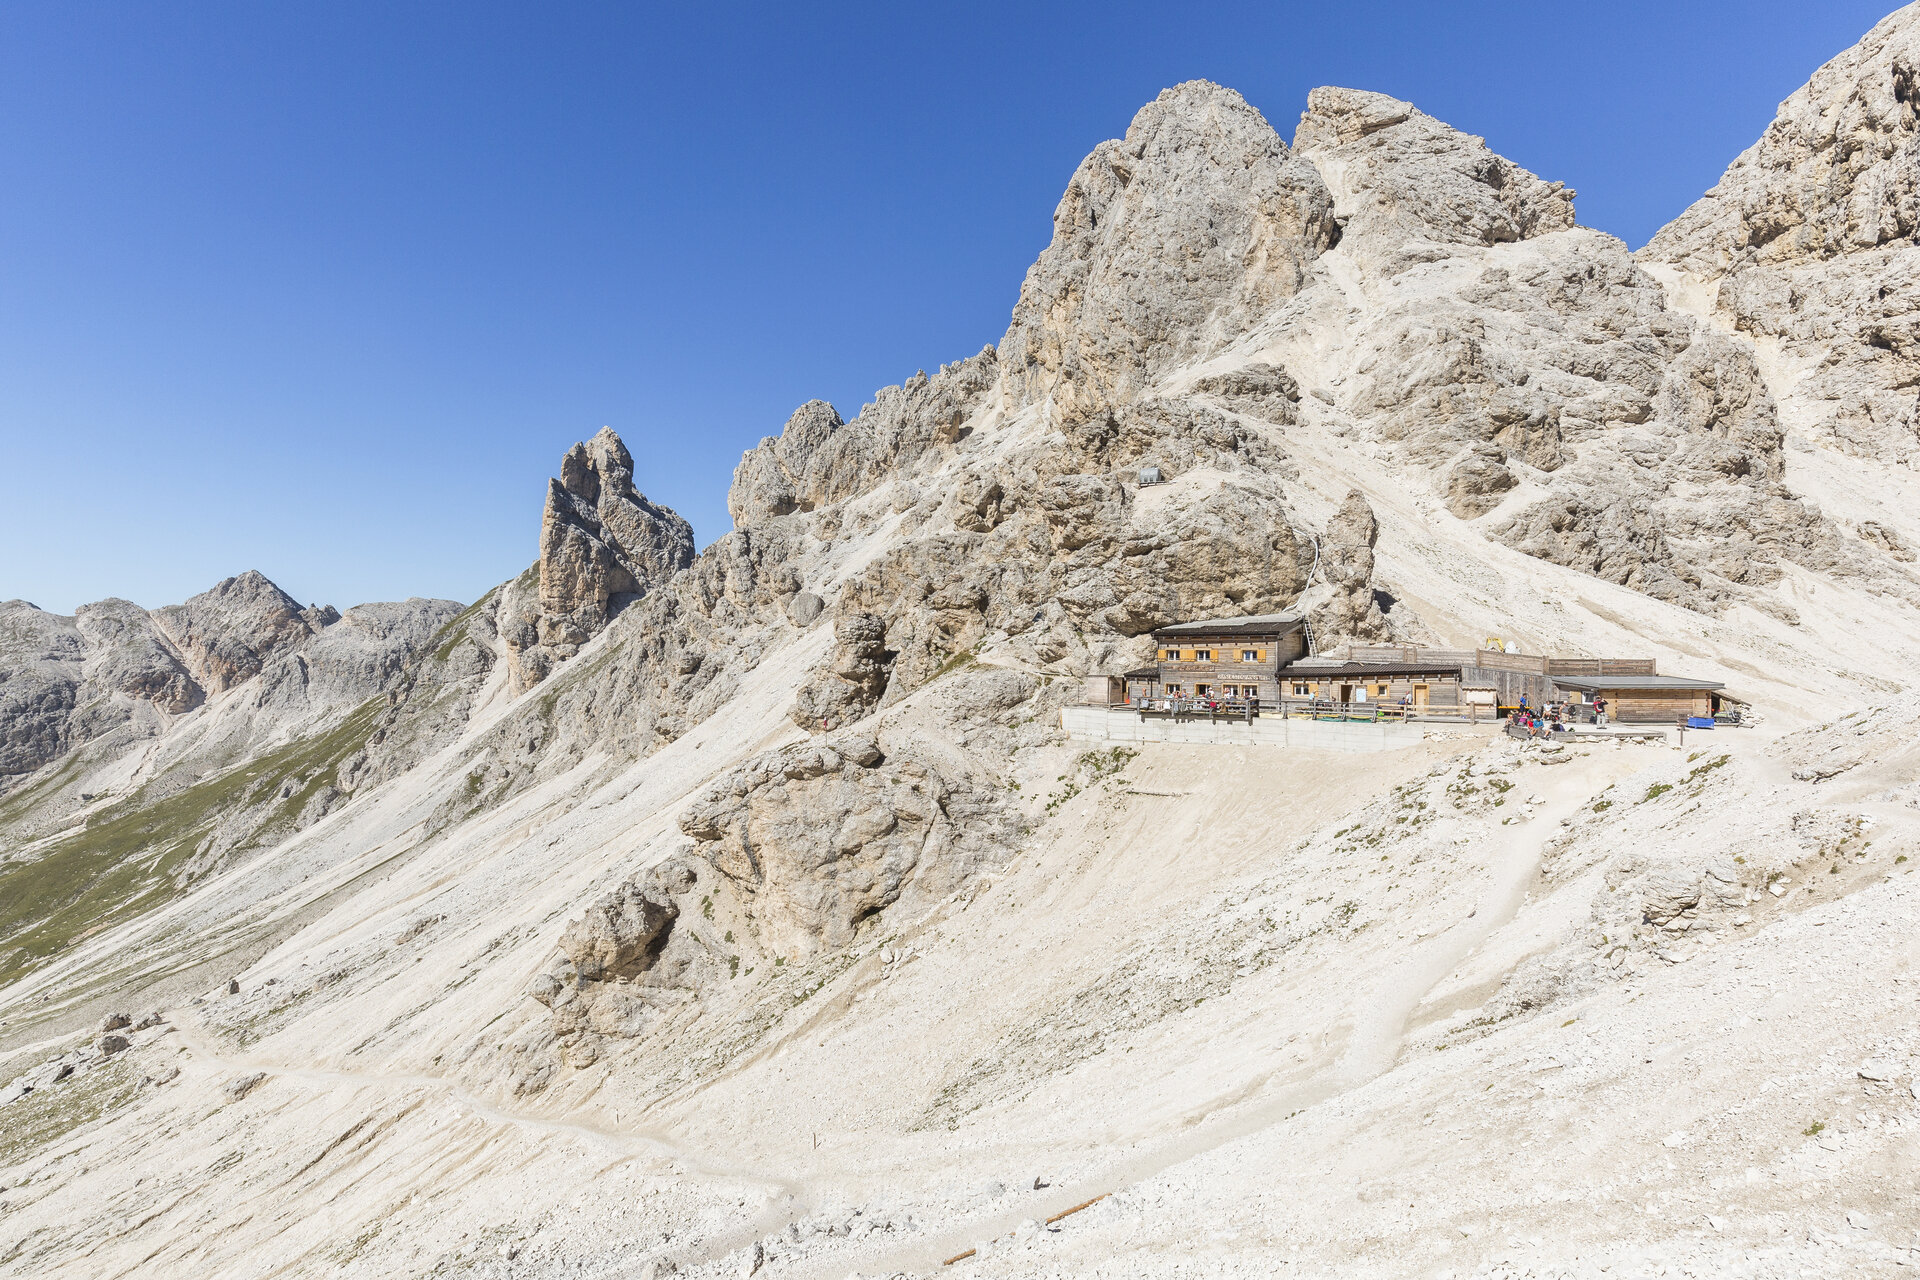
[1166,684,1182,694]
[1375,684,1389,696]
[1293,683,1310,696]
[1194,649,1212,661]
[1163,649,1179,661]
[1195,684,1211,696]
[1240,650,1258,662]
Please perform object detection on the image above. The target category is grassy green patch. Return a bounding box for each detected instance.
[0,751,88,831]
[932,648,977,680]
[1682,754,1731,788]
[0,700,381,988]
[0,1055,140,1168]
[428,586,499,664]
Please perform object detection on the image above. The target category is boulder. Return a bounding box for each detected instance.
[222,1072,266,1102]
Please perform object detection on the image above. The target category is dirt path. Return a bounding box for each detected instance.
[163,1019,816,1274]
[842,752,1616,1278]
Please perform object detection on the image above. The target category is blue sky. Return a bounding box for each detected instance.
[0,1,1899,614]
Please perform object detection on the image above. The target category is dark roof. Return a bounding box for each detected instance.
[1122,666,1159,679]
[1550,675,1725,691]
[1280,661,1472,679]
[1153,613,1304,639]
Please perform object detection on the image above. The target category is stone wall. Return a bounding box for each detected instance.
[1060,705,1433,752]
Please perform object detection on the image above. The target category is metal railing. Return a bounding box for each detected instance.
[1122,697,1495,724]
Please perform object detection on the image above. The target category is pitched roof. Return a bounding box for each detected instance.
[1279,661,1473,678]
[1550,675,1725,691]
[1153,613,1305,639]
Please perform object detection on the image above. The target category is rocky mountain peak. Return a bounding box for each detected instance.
[501,427,698,690]
[149,570,323,695]
[1293,85,1577,254]
[1645,4,1919,273]
[728,400,846,529]
[1641,3,1920,462]
[997,78,1336,425]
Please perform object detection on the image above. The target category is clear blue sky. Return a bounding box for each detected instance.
[0,1,1899,614]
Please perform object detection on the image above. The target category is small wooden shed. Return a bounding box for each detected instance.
[1548,674,1726,723]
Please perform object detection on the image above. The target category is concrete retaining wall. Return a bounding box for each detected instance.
[1060,706,1428,753]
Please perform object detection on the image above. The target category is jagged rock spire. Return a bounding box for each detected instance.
[502,427,696,691]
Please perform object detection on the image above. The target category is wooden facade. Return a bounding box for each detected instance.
[1125,614,1308,704]
[1110,628,1729,724]
[1549,676,1725,723]
[1279,660,1537,715]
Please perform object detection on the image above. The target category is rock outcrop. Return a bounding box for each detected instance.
[150,571,332,696]
[1311,491,1392,645]
[677,736,1015,957]
[728,352,1001,532]
[790,612,893,732]
[500,428,696,690]
[998,81,1335,427]
[1642,5,1920,466]
[1293,87,1576,259]
[530,859,720,1064]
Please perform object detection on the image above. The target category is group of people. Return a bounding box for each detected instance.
[1506,694,1608,736]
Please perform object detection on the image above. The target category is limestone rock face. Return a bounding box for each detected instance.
[0,601,86,776]
[998,81,1336,426]
[530,857,715,1054]
[74,599,199,716]
[1642,6,1920,464]
[1294,87,1576,261]
[728,351,1000,532]
[500,428,696,690]
[1311,491,1391,645]
[790,612,893,732]
[248,598,463,721]
[1644,10,1919,273]
[150,571,326,696]
[557,861,694,984]
[529,858,719,1067]
[1191,363,1301,424]
[1282,89,1878,614]
[677,736,1013,957]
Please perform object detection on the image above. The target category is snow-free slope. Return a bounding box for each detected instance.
[6,12,1920,1277]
